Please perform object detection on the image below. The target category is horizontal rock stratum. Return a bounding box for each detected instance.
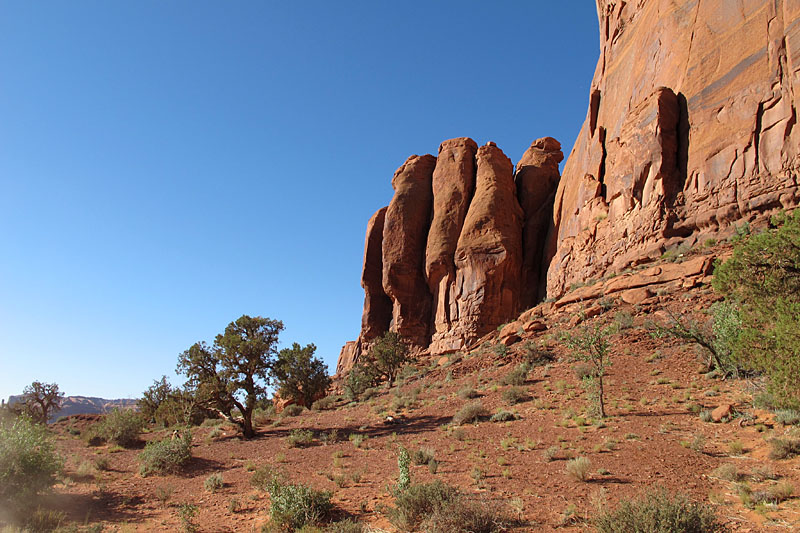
[338,0,800,374]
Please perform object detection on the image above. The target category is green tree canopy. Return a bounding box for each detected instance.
[272,343,331,408]
[177,315,284,438]
[713,210,800,407]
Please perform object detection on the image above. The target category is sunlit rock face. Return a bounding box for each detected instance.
[545,0,800,297]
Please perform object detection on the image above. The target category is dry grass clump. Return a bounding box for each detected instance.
[452,402,488,426]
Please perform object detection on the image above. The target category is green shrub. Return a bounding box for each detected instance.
[452,402,487,425]
[348,433,367,449]
[768,438,800,460]
[775,409,800,425]
[713,209,800,407]
[457,386,479,400]
[502,387,528,405]
[204,472,224,493]
[281,404,306,417]
[96,408,144,448]
[24,507,66,532]
[593,488,726,532]
[343,363,379,401]
[287,429,314,448]
[311,396,336,411]
[425,498,511,533]
[389,480,460,530]
[268,481,333,530]
[490,410,518,422]
[501,364,530,386]
[251,464,285,492]
[0,417,63,509]
[138,431,192,476]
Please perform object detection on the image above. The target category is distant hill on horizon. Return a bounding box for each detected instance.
[7,394,138,423]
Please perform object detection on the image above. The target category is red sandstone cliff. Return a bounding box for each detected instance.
[338,0,800,374]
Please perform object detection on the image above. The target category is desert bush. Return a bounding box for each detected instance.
[501,363,530,386]
[267,481,333,531]
[775,409,800,425]
[372,331,412,385]
[490,410,518,422]
[286,429,314,448]
[0,416,63,509]
[389,480,460,530]
[573,362,596,380]
[273,343,331,409]
[768,437,800,460]
[281,404,306,417]
[457,386,479,400]
[312,396,336,411]
[204,472,224,493]
[593,488,726,533]
[178,503,198,533]
[94,456,110,471]
[565,456,591,482]
[711,463,741,482]
[410,447,435,466]
[348,433,367,448]
[453,401,487,425]
[24,507,66,532]
[324,519,365,533]
[343,363,380,401]
[425,498,511,533]
[96,408,144,448]
[712,210,800,406]
[251,464,285,492]
[138,431,192,476]
[502,387,528,405]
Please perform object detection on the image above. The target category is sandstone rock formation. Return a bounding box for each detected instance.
[545,0,800,297]
[426,138,478,354]
[515,137,564,307]
[450,143,524,348]
[381,154,436,346]
[360,207,392,342]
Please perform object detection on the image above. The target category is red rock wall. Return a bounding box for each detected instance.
[545,0,800,297]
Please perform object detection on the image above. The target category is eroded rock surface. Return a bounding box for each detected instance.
[360,207,392,342]
[382,155,436,346]
[546,0,800,297]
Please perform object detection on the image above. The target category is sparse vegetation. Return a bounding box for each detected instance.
[16,381,64,424]
[768,437,800,460]
[501,363,530,386]
[95,408,144,447]
[204,472,224,493]
[452,402,487,425]
[286,429,314,448]
[138,430,192,476]
[267,480,333,530]
[594,488,726,532]
[502,387,528,405]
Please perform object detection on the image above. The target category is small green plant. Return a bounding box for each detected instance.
[228,496,242,513]
[728,440,745,456]
[452,401,487,425]
[396,447,411,492]
[543,446,559,462]
[267,481,333,530]
[178,503,199,533]
[281,404,305,417]
[565,456,591,482]
[286,429,314,448]
[155,484,175,506]
[348,433,367,449]
[251,464,284,492]
[388,480,459,531]
[711,463,741,482]
[593,488,726,532]
[204,472,224,493]
[775,409,800,425]
[94,456,110,471]
[138,431,192,476]
[562,325,612,418]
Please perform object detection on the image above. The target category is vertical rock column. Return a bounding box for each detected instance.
[382,155,436,346]
[453,143,523,345]
[425,138,478,353]
[515,137,563,308]
[360,206,392,342]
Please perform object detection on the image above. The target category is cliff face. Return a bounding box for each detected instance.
[338,0,800,374]
[546,0,800,296]
[337,138,561,372]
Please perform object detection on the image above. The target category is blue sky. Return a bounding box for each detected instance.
[0,2,599,400]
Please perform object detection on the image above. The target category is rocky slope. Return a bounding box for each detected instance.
[340,0,800,373]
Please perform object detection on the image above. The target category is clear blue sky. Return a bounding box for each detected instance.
[0,2,599,400]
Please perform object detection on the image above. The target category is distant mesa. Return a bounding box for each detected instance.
[7,395,138,423]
